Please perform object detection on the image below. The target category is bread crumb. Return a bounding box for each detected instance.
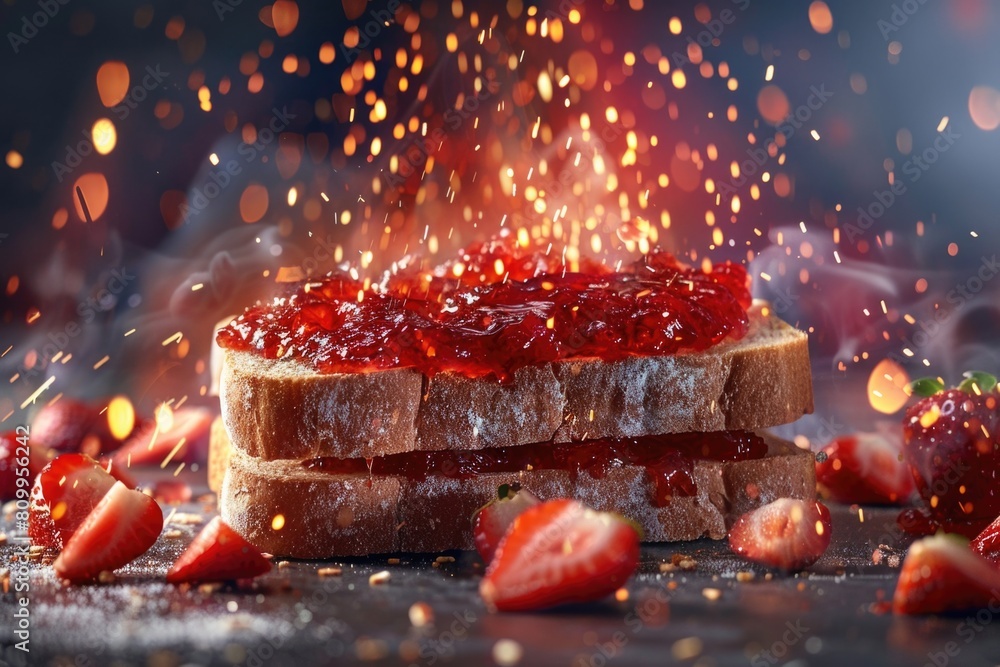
[198,583,223,594]
[98,570,116,584]
[736,571,755,583]
[702,587,721,601]
[492,638,524,666]
[435,556,456,564]
[169,512,204,525]
[369,570,391,586]
[0,533,7,546]
[354,636,389,661]
[163,529,184,539]
[387,557,401,565]
[277,561,291,570]
[318,567,342,578]
[408,602,434,627]
[671,553,697,570]
[671,637,703,660]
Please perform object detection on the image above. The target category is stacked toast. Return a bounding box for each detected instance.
[212,237,815,557]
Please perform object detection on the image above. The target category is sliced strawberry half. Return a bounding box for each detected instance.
[893,533,1000,614]
[816,433,915,506]
[728,498,832,572]
[112,407,213,467]
[166,516,271,584]
[472,484,540,563]
[29,453,119,549]
[480,499,641,612]
[971,515,1000,566]
[53,481,163,583]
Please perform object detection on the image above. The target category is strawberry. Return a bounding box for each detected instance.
[153,480,193,505]
[166,516,271,584]
[53,481,163,583]
[902,373,1000,538]
[31,400,100,453]
[472,483,540,563]
[112,407,213,467]
[893,533,1000,614]
[480,499,641,612]
[29,453,119,549]
[815,432,915,505]
[728,498,832,571]
[971,514,1000,566]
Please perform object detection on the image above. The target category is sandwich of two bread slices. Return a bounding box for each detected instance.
[211,233,815,558]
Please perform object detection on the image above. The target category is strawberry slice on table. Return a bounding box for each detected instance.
[472,483,540,563]
[815,432,915,506]
[893,534,1000,614]
[166,516,271,584]
[971,515,1000,566]
[112,407,213,467]
[29,453,120,549]
[479,499,641,612]
[728,498,832,572]
[53,481,163,583]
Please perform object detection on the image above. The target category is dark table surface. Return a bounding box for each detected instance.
[2,476,1000,667]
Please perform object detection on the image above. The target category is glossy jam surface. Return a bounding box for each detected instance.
[303,430,768,506]
[217,234,752,381]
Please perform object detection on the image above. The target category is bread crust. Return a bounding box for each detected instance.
[220,432,816,558]
[221,303,813,461]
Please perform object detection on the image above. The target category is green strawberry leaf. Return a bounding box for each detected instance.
[908,377,946,398]
[958,371,998,395]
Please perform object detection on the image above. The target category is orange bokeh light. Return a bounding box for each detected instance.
[72,173,109,222]
[96,61,130,107]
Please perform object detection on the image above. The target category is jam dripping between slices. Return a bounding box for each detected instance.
[216,235,752,383]
[303,430,769,507]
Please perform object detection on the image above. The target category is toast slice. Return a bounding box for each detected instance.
[220,302,813,461]
[219,430,816,558]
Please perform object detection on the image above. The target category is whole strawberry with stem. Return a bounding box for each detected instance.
[900,372,1000,538]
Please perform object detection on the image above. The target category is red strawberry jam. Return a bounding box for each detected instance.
[901,387,1000,538]
[216,233,751,383]
[303,430,768,506]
